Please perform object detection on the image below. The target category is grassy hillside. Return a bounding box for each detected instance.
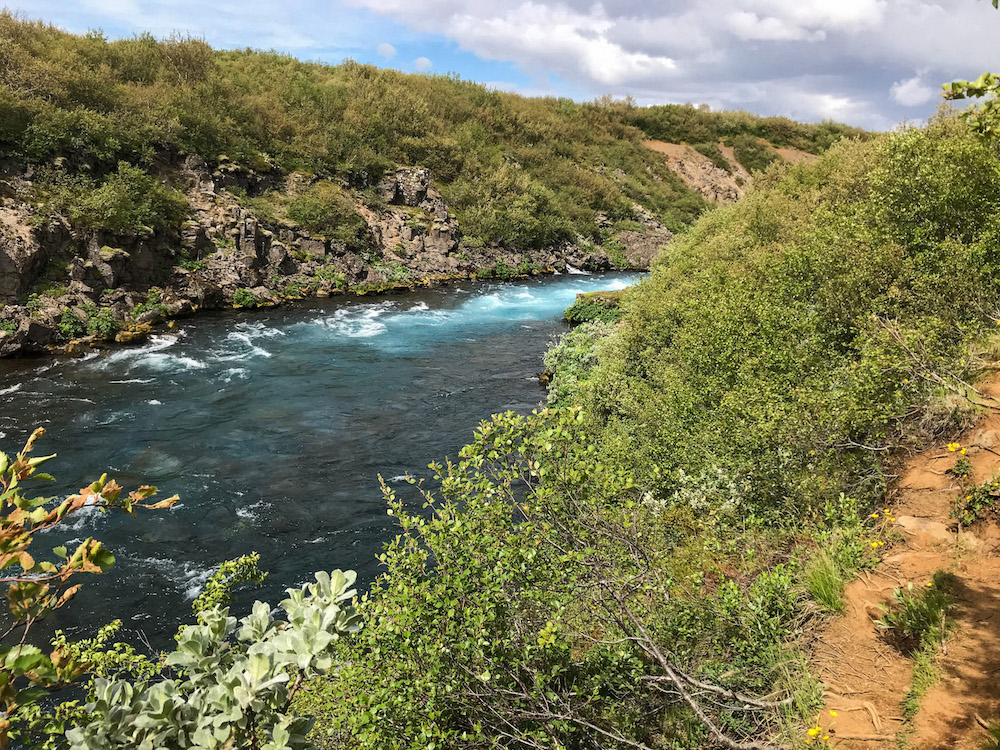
[0,13,861,247]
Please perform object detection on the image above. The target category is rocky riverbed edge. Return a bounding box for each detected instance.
[1,161,670,358]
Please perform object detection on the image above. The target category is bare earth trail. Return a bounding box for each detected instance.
[810,379,1000,748]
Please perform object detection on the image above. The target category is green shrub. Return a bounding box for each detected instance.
[602,238,629,269]
[372,260,411,284]
[517,259,541,275]
[84,305,119,338]
[563,290,625,325]
[314,265,347,287]
[581,116,1000,519]
[876,572,956,654]
[232,288,258,308]
[57,307,85,340]
[302,408,799,750]
[177,251,206,271]
[544,321,616,407]
[952,475,1000,526]
[724,134,780,173]
[131,288,165,318]
[34,162,189,236]
[286,181,369,250]
[485,260,518,279]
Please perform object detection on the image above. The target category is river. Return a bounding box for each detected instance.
[0,272,638,646]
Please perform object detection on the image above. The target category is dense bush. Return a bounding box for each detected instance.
[32,162,189,235]
[250,181,370,251]
[562,289,626,325]
[723,134,780,173]
[630,103,869,154]
[577,113,1000,519]
[300,408,810,750]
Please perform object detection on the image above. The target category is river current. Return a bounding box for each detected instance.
[0,272,637,646]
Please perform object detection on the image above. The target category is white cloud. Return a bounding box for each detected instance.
[349,1,676,87]
[726,11,825,42]
[414,56,432,71]
[752,0,887,33]
[346,0,1000,128]
[890,74,935,107]
[377,42,397,59]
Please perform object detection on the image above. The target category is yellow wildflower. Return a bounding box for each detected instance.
[926,582,933,587]
[947,442,960,452]
[960,448,967,455]
[829,710,838,717]
[871,512,879,518]
[808,727,821,737]
[823,736,830,741]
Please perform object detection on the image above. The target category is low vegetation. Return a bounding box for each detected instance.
[562,289,626,325]
[629,103,869,154]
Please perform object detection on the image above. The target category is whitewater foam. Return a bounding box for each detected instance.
[316,305,391,338]
[135,557,217,599]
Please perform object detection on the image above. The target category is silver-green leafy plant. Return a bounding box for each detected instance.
[64,570,361,750]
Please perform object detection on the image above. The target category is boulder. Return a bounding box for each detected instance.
[19,317,57,347]
[298,236,327,260]
[0,210,59,301]
[378,167,431,207]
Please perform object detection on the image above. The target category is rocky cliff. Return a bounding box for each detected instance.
[0,161,669,357]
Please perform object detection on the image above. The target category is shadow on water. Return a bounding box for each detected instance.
[0,273,640,646]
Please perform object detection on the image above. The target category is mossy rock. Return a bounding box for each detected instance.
[563,289,627,325]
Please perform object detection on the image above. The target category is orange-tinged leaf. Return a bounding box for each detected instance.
[56,584,81,607]
[130,485,158,501]
[23,428,45,453]
[144,494,179,510]
[99,479,122,502]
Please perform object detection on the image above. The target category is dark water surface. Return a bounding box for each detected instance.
[0,272,637,646]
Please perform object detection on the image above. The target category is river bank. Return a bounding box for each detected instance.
[1,161,669,359]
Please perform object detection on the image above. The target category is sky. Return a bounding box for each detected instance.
[3,0,999,131]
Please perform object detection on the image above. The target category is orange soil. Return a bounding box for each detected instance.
[810,379,1000,749]
[642,140,749,204]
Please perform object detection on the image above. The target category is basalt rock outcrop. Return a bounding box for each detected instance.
[0,161,666,357]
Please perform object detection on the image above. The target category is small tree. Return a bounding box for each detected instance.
[0,428,178,746]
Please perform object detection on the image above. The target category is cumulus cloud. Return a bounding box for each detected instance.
[414,56,432,71]
[890,74,935,107]
[377,42,397,59]
[347,0,1000,128]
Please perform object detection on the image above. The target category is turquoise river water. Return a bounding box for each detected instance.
[0,272,639,646]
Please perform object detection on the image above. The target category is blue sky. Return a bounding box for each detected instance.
[4,0,1000,130]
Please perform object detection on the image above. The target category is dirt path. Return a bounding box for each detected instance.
[810,380,1000,749]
